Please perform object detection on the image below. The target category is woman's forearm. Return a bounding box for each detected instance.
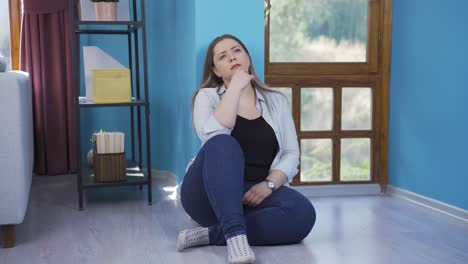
[213,87,242,129]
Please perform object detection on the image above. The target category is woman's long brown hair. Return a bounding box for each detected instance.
[191,34,280,116]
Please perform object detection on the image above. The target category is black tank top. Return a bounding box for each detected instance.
[231,115,279,182]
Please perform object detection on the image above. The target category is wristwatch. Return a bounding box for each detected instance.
[265,180,277,192]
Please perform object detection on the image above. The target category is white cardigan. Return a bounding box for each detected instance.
[187,85,300,184]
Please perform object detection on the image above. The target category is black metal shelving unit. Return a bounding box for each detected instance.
[69,0,151,210]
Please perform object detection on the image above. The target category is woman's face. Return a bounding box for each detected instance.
[212,38,251,82]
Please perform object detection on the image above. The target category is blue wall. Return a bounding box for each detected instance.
[147,0,176,173]
[389,0,468,210]
[194,0,265,85]
[173,0,197,181]
[80,0,264,182]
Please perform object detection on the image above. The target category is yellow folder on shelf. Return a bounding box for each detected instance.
[92,69,131,103]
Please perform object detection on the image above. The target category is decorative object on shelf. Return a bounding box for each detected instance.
[92,131,125,154]
[87,128,106,167]
[92,131,126,182]
[91,0,119,21]
[83,46,130,103]
[87,149,94,167]
[94,152,126,182]
[92,69,131,103]
[79,0,130,21]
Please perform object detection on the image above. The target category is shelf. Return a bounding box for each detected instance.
[75,21,143,35]
[76,21,143,26]
[81,160,149,189]
[79,97,146,108]
[71,0,152,209]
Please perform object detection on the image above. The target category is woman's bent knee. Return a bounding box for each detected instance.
[205,134,239,147]
[287,194,316,242]
[204,134,243,158]
[301,200,316,239]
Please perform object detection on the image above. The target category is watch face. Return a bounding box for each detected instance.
[267,181,275,189]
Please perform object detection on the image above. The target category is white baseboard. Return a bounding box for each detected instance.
[151,169,177,181]
[387,185,468,222]
[292,184,382,197]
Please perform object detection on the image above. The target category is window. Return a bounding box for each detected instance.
[0,1,12,70]
[269,0,369,63]
[265,0,392,189]
[1,0,22,70]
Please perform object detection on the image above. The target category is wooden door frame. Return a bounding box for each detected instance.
[8,0,21,70]
[378,0,392,192]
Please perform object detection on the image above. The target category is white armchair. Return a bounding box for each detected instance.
[0,71,34,248]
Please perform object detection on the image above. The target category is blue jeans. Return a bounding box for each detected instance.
[180,134,316,246]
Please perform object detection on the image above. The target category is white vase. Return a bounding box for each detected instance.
[95,2,117,21]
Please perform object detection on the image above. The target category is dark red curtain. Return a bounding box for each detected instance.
[20,0,77,175]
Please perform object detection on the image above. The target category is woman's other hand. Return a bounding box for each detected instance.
[228,69,254,92]
[243,182,273,207]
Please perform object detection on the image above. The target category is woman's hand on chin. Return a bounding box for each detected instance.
[228,69,254,92]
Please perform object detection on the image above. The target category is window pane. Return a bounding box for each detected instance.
[342,87,372,130]
[301,88,333,131]
[0,0,11,71]
[301,139,332,182]
[272,87,292,111]
[269,0,368,62]
[340,138,371,181]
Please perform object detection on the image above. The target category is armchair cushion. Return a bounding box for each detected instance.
[0,71,34,226]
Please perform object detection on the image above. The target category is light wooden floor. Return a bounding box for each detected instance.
[1,174,467,264]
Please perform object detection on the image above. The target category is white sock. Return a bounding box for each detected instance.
[226,234,255,264]
[176,227,210,251]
